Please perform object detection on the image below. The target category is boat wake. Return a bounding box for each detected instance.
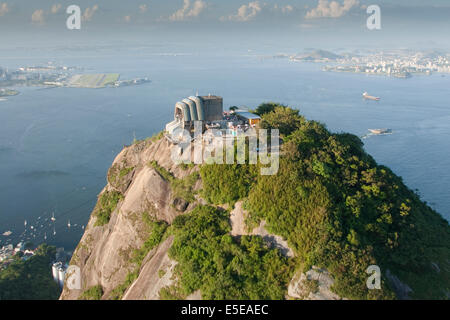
[361,131,394,140]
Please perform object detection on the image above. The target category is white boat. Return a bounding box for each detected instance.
[363,92,380,101]
[369,128,392,135]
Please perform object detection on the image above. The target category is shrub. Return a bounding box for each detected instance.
[79,285,103,300]
[169,205,293,299]
[94,190,123,226]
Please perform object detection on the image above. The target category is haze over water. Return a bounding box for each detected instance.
[1,45,449,250]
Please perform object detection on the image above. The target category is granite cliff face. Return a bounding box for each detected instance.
[61,134,337,300]
[59,136,287,300]
[60,136,189,300]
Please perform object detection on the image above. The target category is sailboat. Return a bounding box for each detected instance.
[67,220,71,228]
[51,212,56,222]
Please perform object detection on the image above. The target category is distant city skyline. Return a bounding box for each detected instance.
[1,1,450,50]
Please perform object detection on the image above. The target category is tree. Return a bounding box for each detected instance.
[260,106,305,137]
[255,102,287,116]
[0,244,60,300]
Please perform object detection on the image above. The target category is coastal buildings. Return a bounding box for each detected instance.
[0,242,35,264]
[0,244,14,262]
[321,51,450,78]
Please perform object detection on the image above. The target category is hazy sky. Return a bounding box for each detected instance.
[1,1,449,50]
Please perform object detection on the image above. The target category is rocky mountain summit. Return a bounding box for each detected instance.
[61,106,450,300]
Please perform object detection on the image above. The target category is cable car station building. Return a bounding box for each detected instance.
[165,95,223,135]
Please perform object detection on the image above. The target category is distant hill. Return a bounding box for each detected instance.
[291,50,343,62]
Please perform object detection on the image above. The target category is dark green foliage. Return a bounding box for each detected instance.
[79,285,103,300]
[171,172,200,203]
[198,104,450,299]
[169,205,293,300]
[179,163,195,170]
[0,244,60,300]
[254,102,287,116]
[200,164,257,205]
[94,190,123,226]
[259,106,306,136]
[245,106,450,299]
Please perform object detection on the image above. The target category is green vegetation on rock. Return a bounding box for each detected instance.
[94,190,123,226]
[198,103,450,300]
[149,160,174,182]
[110,213,168,300]
[72,102,449,301]
[79,285,103,300]
[107,164,134,191]
[169,205,293,299]
[200,164,257,205]
[131,215,168,266]
[149,160,199,203]
[171,172,199,203]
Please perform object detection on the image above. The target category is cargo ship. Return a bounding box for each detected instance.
[363,92,380,101]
